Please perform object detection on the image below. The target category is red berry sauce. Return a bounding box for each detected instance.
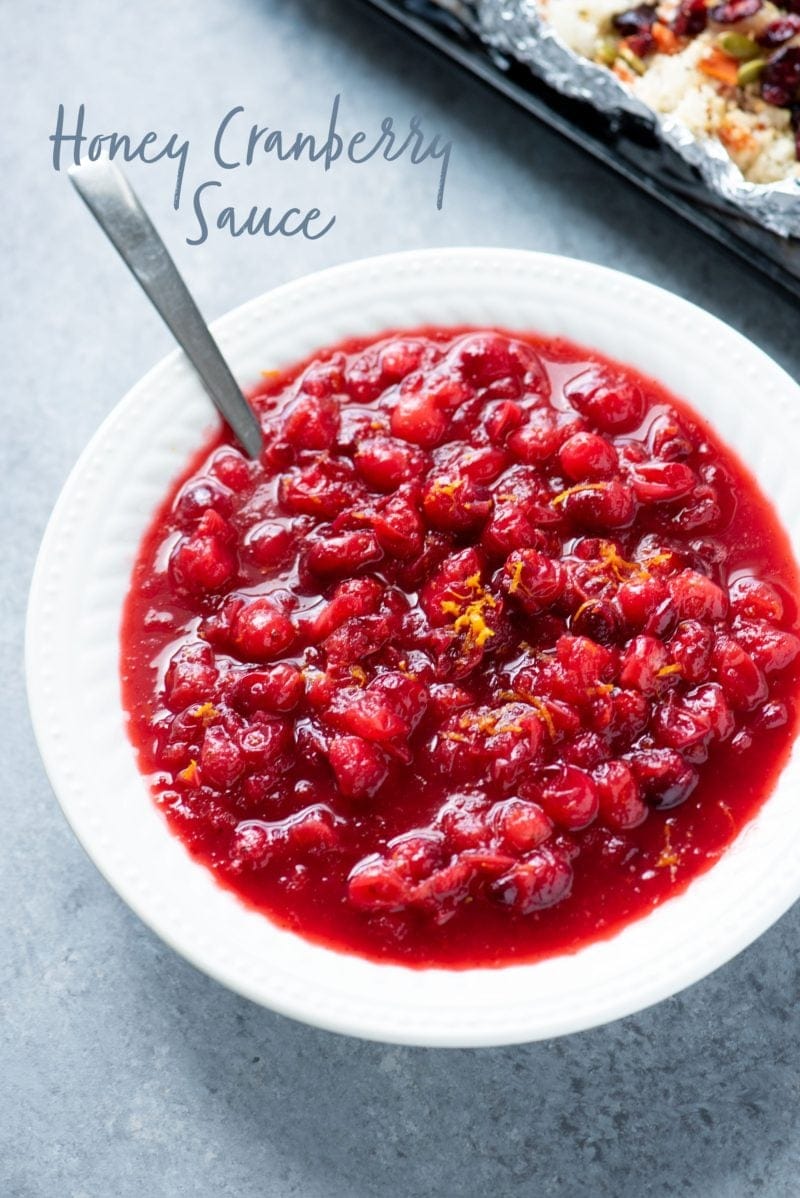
[121,328,800,967]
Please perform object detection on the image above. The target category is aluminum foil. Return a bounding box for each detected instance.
[434,0,800,236]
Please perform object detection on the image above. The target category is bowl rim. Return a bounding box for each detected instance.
[25,246,800,1046]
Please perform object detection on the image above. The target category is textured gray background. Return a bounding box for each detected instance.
[4,2,800,1195]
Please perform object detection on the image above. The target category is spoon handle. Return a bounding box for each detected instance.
[69,158,263,459]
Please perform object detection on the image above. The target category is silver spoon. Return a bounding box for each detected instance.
[69,158,263,458]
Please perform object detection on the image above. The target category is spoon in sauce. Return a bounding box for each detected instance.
[69,158,264,458]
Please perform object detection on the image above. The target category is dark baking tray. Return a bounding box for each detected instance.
[355,0,800,303]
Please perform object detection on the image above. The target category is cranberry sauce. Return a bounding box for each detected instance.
[121,327,800,968]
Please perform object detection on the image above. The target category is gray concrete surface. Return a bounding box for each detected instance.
[3,1,800,1194]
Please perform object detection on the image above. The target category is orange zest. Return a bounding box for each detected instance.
[551,482,608,507]
[178,759,199,785]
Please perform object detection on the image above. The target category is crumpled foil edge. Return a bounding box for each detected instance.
[466,0,800,237]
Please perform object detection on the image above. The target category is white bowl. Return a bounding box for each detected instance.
[26,248,800,1046]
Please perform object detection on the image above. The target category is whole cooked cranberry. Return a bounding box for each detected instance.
[753,699,789,730]
[279,460,359,519]
[654,692,712,752]
[368,671,429,732]
[488,847,573,913]
[354,436,425,490]
[436,792,490,850]
[491,797,554,853]
[450,333,547,394]
[485,400,524,443]
[604,687,650,744]
[422,474,493,532]
[594,760,647,830]
[630,461,696,504]
[169,511,238,597]
[669,619,713,683]
[672,0,707,36]
[761,47,800,108]
[564,367,645,434]
[380,338,428,381]
[627,747,698,808]
[237,717,291,771]
[371,492,425,559]
[308,577,382,641]
[328,687,408,742]
[619,634,669,693]
[232,663,304,715]
[713,633,768,710]
[560,480,637,530]
[324,614,393,664]
[503,548,566,614]
[556,633,616,688]
[390,390,448,448]
[164,642,218,711]
[757,15,800,47]
[559,431,618,481]
[283,392,340,450]
[732,619,800,674]
[244,520,295,569]
[328,735,389,799]
[173,477,232,526]
[535,764,600,830]
[571,598,621,645]
[481,505,541,558]
[669,569,727,621]
[729,577,784,623]
[209,448,252,492]
[305,530,383,578]
[685,682,735,741]
[231,598,297,662]
[507,412,562,464]
[200,725,245,790]
[616,577,669,631]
